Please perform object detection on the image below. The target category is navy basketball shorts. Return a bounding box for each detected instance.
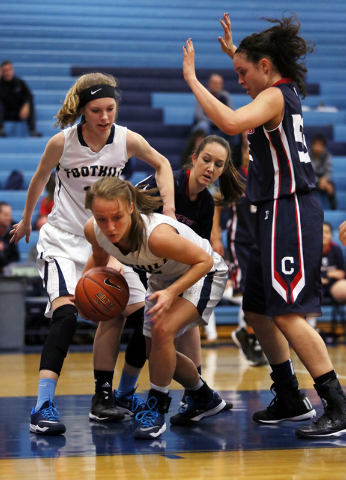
[243,192,323,318]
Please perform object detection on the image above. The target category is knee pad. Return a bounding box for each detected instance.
[40,304,78,376]
[125,307,147,369]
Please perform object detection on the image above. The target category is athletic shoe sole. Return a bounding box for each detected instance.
[30,423,66,435]
[89,412,124,423]
[253,409,316,424]
[133,422,166,440]
[295,427,346,439]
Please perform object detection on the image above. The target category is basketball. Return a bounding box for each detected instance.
[75,267,130,323]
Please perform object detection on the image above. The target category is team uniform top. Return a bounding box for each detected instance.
[94,213,217,282]
[227,167,256,247]
[48,123,127,236]
[246,80,316,205]
[322,242,345,290]
[138,170,214,240]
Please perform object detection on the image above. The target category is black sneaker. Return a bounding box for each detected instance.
[30,400,66,435]
[248,335,268,366]
[170,391,226,425]
[114,386,146,418]
[253,374,316,424]
[180,390,233,411]
[296,379,346,438]
[133,394,171,440]
[89,389,125,423]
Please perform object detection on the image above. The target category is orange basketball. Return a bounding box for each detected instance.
[75,267,129,323]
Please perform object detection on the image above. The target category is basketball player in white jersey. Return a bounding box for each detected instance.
[82,176,229,440]
[10,72,175,435]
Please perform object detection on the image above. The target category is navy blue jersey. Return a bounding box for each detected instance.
[321,242,345,280]
[227,167,256,247]
[246,80,316,205]
[137,169,214,240]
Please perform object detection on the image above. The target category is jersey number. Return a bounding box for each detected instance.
[292,114,310,164]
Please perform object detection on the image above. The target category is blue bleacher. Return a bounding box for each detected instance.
[0,0,346,329]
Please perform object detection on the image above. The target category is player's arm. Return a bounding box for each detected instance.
[210,205,224,256]
[83,217,111,274]
[126,130,175,218]
[183,39,284,135]
[10,132,64,244]
[147,224,214,320]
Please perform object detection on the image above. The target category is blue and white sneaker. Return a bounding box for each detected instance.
[30,400,66,435]
[114,387,146,418]
[133,396,171,440]
[170,391,226,425]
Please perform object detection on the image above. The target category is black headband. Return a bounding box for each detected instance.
[78,84,121,109]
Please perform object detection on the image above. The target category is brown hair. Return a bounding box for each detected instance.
[85,176,163,254]
[236,14,314,99]
[183,135,244,205]
[54,72,119,129]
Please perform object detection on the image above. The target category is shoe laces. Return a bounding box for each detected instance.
[40,400,60,421]
[129,393,145,413]
[178,395,209,414]
[135,397,159,426]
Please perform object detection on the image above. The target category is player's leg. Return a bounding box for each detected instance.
[243,207,315,425]
[113,306,147,418]
[134,265,228,439]
[30,225,92,435]
[92,266,146,421]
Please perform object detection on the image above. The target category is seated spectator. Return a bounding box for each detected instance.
[309,134,336,210]
[191,74,233,141]
[38,173,55,216]
[0,201,19,272]
[321,222,346,305]
[0,60,42,138]
[180,129,206,166]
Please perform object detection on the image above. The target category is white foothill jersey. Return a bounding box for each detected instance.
[48,123,128,236]
[94,212,219,281]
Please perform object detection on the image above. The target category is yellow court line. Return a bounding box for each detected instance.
[1,448,345,480]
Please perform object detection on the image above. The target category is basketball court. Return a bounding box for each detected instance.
[1,342,346,479]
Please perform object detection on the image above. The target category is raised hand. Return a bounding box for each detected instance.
[183,38,197,85]
[218,13,236,59]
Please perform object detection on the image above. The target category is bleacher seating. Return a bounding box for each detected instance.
[0,0,346,328]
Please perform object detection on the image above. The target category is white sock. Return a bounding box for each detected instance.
[150,382,169,394]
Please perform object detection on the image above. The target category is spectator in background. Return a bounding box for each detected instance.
[180,129,206,167]
[191,74,233,140]
[0,60,42,138]
[38,174,55,216]
[309,134,337,210]
[0,201,19,272]
[321,222,346,304]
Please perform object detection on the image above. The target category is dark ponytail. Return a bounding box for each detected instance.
[236,14,314,98]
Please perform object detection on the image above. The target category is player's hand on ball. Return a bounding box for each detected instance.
[183,38,197,85]
[146,289,175,323]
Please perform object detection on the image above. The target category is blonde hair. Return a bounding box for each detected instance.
[85,176,163,254]
[55,72,118,129]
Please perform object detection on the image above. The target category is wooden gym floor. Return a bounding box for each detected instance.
[1,339,346,480]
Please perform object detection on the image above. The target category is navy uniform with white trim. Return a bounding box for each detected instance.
[242,79,323,318]
[227,166,256,294]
